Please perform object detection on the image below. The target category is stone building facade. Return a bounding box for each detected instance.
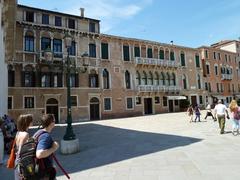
[5,3,240,124]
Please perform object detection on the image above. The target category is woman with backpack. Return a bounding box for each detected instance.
[14,114,33,180]
[34,114,59,180]
[229,100,240,135]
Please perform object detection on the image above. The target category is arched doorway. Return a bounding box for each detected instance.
[90,97,100,120]
[46,98,59,123]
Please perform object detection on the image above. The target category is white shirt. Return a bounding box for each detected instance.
[214,103,227,115]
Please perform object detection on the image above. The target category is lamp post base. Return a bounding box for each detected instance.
[60,138,80,154]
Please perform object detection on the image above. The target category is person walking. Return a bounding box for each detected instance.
[229,100,240,135]
[34,114,59,180]
[204,103,215,120]
[187,104,194,122]
[14,114,33,180]
[194,104,201,122]
[214,99,229,134]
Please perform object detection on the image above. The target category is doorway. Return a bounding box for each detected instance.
[144,98,153,115]
[46,98,59,123]
[90,97,100,120]
[191,96,197,107]
[168,100,174,112]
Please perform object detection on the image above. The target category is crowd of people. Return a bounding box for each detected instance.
[187,99,240,135]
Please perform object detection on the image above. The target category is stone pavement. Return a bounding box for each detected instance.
[1,111,240,180]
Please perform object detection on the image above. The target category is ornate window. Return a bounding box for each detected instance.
[103,69,110,89]
[125,70,131,89]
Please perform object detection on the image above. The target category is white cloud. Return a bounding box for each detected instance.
[63,0,152,33]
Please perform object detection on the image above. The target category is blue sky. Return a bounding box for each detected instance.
[18,0,240,47]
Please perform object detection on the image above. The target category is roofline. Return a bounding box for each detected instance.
[101,33,198,51]
[197,46,237,54]
[17,4,100,23]
[211,40,238,47]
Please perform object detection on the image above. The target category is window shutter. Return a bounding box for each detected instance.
[32,71,36,87]
[75,73,79,87]
[96,75,99,87]
[57,73,63,87]
[21,71,25,87]
[88,75,91,87]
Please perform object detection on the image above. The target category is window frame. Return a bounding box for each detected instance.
[104,97,112,111]
[24,96,35,109]
[126,97,134,110]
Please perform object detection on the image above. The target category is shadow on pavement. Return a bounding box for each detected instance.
[45,123,202,176]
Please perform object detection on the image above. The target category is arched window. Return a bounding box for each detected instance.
[155,72,159,85]
[142,71,147,85]
[197,74,201,89]
[89,69,99,87]
[182,74,187,89]
[171,73,176,86]
[25,31,34,52]
[160,72,165,86]
[136,71,141,85]
[166,72,170,86]
[159,48,164,59]
[180,51,186,66]
[23,66,35,87]
[170,50,175,61]
[103,69,110,89]
[125,70,131,89]
[8,65,15,87]
[148,71,153,85]
[165,49,170,60]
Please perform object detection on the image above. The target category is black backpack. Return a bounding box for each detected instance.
[18,131,47,180]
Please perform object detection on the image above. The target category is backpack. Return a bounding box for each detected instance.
[233,107,240,120]
[18,131,47,179]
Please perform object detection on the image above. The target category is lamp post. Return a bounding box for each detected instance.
[63,32,75,141]
[60,32,80,154]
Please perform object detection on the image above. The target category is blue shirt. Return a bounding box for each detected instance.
[34,130,54,167]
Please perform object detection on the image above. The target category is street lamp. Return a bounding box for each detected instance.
[41,32,88,154]
[63,32,75,141]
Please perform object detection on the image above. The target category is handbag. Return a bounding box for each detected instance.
[6,139,16,169]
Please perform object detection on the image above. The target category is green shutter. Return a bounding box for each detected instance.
[195,55,200,67]
[123,45,130,61]
[147,48,152,58]
[159,50,164,59]
[181,53,185,66]
[101,43,108,59]
[170,51,175,61]
[134,47,140,57]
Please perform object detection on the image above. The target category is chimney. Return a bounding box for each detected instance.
[80,8,84,17]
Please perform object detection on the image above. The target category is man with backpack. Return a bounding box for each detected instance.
[34,114,59,180]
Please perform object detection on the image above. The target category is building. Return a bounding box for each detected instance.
[6,3,240,124]
[200,45,240,105]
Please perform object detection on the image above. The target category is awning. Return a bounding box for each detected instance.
[235,95,240,99]
[212,95,226,100]
[167,96,187,100]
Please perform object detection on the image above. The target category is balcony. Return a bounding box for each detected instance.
[221,74,233,80]
[135,57,179,68]
[137,85,181,93]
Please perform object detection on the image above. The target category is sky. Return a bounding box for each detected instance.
[18,0,240,48]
